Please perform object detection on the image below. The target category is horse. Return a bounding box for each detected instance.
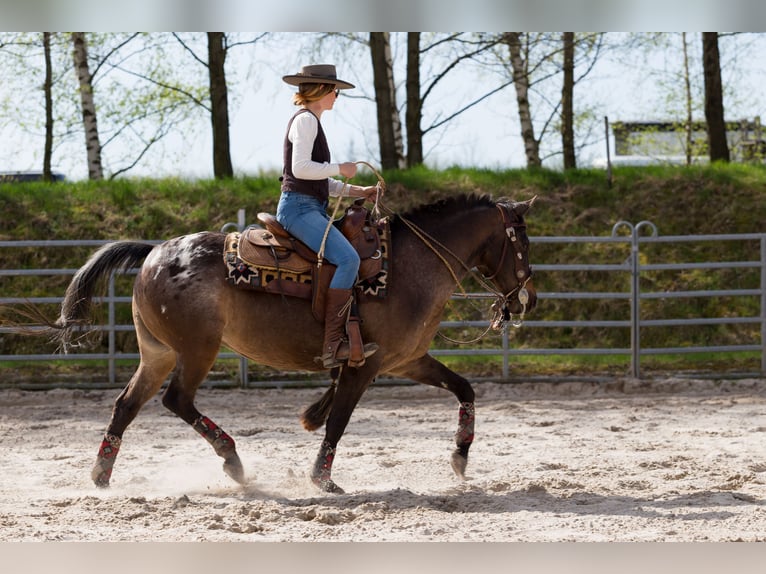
[22,193,537,493]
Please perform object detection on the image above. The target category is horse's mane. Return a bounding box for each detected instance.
[392,193,497,229]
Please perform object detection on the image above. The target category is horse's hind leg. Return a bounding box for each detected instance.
[390,354,476,480]
[160,348,246,486]
[92,333,176,487]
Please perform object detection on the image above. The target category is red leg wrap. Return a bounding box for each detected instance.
[193,415,235,456]
[309,440,344,493]
[455,402,475,447]
[92,433,122,486]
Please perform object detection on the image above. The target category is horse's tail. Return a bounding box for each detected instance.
[59,241,154,328]
[299,369,340,431]
[1,241,155,352]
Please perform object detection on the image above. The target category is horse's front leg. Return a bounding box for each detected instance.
[390,354,476,480]
[162,368,247,486]
[309,366,376,494]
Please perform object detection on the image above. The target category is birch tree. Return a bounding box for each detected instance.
[504,32,541,167]
[72,32,103,180]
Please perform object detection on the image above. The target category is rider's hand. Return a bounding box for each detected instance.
[360,184,381,201]
[338,162,357,179]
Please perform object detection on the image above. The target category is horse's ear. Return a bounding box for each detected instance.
[514,195,537,216]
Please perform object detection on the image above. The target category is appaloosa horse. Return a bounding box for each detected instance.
[31,193,536,493]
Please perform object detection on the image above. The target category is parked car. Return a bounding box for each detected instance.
[0,171,66,182]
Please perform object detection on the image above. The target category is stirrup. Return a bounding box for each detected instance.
[316,341,378,369]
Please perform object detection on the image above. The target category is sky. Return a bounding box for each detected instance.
[1,2,765,180]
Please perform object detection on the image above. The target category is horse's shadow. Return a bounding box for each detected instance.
[233,483,760,522]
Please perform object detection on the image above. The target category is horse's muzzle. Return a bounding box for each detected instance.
[505,279,537,315]
[499,280,537,329]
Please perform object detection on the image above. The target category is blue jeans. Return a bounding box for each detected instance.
[276,191,360,289]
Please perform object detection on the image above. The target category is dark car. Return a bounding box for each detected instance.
[0,171,66,182]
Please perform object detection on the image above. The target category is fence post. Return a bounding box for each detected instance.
[613,220,658,378]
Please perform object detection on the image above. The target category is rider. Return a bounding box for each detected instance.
[277,64,379,369]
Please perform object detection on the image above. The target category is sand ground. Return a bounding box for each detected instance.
[2,376,766,542]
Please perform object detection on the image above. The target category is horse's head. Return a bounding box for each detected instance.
[477,196,538,329]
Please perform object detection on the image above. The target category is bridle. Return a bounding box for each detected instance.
[347,164,533,340]
[383,199,533,343]
[482,203,533,330]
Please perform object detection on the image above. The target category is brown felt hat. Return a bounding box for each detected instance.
[282,64,355,90]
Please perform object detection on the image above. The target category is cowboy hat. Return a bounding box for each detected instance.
[282,64,355,90]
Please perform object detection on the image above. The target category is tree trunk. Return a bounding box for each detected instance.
[405,32,423,167]
[561,32,575,169]
[369,32,404,170]
[702,32,730,162]
[504,32,541,168]
[43,32,54,181]
[72,32,103,180]
[207,32,233,179]
[682,32,693,165]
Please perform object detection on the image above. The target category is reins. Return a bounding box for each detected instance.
[317,164,530,343]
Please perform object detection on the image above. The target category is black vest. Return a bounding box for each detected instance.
[280,109,331,202]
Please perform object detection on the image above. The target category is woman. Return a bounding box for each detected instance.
[277,64,379,369]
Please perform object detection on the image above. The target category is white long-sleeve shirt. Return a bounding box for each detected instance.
[288,111,348,197]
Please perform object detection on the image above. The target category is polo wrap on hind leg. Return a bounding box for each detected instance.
[92,433,122,487]
[451,401,475,480]
[455,401,475,455]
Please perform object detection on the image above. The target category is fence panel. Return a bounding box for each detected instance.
[1,223,764,388]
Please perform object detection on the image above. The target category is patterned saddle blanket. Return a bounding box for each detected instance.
[224,203,390,319]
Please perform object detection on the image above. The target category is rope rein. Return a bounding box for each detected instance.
[315,163,529,344]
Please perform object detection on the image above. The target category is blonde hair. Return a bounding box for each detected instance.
[293,83,335,106]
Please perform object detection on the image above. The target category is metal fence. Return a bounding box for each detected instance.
[1,219,764,387]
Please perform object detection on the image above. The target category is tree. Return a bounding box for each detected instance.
[681,32,694,165]
[173,32,266,178]
[561,32,575,169]
[318,33,512,169]
[399,33,512,168]
[369,32,404,170]
[405,32,423,167]
[207,32,233,178]
[504,33,541,168]
[43,32,54,181]
[702,32,730,162]
[72,32,103,180]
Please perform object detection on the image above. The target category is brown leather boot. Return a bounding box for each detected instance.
[319,288,378,369]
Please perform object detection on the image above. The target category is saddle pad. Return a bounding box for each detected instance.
[223,232,313,293]
[223,217,390,299]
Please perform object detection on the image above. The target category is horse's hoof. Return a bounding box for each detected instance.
[91,464,112,488]
[223,455,247,485]
[450,450,468,480]
[312,477,345,494]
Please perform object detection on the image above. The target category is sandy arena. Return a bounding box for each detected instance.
[1,376,766,542]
